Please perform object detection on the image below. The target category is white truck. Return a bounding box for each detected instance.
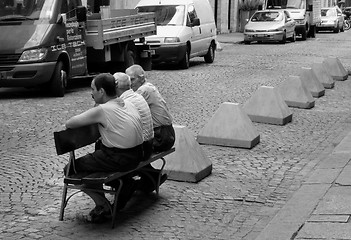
[264,0,321,40]
[0,0,156,97]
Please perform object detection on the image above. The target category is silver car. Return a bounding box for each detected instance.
[316,7,344,33]
[244,10,296,44]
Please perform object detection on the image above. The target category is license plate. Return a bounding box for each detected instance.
[255,34,265,37]
[149,49,155,55]
[0,72,6,80]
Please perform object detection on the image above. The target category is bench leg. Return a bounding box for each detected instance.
[155,157,166,196]
[111,179,123,229]
[59,184,68,221]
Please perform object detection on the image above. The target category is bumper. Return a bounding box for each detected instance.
[316,22,337,30]
[0,62,56,88]
[244,31,284,42]
[148,43,187,64]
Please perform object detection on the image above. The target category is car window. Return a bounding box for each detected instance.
[137,5,185,26]
[321,9,336,17]
[251,11,282,22]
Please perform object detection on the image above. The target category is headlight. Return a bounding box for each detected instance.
[295,19,306,24]
[164,37,180,43]
[19,48,48,62]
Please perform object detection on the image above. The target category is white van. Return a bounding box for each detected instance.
[135,0,217,69]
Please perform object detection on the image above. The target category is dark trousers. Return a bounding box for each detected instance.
[65,143,143,175]
[153,125,175,153]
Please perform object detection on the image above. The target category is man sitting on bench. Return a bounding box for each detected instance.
[126,65,175,193]
[63,73,144,223]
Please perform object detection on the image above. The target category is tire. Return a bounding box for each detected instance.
[333,23,339,33]
[290,31,296,42]
[49,61,66,97]
[309,25,316,38]
[344,20,351,30]
[301,26,307,40]
[124,49,135,68]
[204,42,215,63]
[179,47,190,69]
[244,41,251,45]
[280,31,286,44]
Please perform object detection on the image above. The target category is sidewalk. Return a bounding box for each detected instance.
[216,32,244,44]
[255,130,351,240]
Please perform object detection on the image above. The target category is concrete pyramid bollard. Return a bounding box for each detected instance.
[197,102,260,149]
[277,76,315,109]
[153,125,212,183]
[311,62,335,89]
[243,86,292,125]
[299,67,325,97]
[323,57,348,81]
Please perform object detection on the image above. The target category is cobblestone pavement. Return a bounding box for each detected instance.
[1,31,351,240]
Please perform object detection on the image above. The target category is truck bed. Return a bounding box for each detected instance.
[85,12,156,50]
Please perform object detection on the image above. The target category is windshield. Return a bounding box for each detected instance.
[251,11,283,21]
[266,0,305,9]
[321,9,336,17]
[0,0,53,21]
[137,5,185,26]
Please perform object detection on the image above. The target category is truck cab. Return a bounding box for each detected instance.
[0,0,156,97]
[0,0,88,96]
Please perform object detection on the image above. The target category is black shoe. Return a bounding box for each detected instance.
[88,205,111,224]
[116,178,137,211]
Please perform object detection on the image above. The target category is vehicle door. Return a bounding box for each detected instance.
[60,0,87,77]
[186,4,202,57]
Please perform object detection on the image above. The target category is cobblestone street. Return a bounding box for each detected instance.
[1,31,351,239]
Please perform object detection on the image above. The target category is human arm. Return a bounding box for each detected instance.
[65,106,106,129]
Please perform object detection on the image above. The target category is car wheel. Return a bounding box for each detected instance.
[179,47,190,69]
[204,42,215,63]
[301,26,307,40]
[49,61,66,97]
[290,31,296,42]
[244,41,251,45]
[340,23,344,32]
[280,31,286,44]
[333,23,340,33]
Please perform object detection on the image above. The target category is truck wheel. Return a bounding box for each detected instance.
[179,47,190,69]
[301,26,307,40]
[204,42,215,63]
[124,49,135,69]
[309,25,316,38]
[50,61,66,97]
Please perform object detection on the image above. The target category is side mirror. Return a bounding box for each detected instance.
[192,17,200,26]
[57,13,66,24]
[76,6,87,22]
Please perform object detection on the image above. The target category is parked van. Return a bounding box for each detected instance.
[136,0,217,69]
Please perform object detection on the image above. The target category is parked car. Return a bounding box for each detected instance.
[244,10,296,44]
[316,7,344,33]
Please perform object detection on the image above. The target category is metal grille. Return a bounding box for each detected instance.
[0,54,21,65]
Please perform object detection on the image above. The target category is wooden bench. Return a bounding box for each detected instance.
[54,123,175,228]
